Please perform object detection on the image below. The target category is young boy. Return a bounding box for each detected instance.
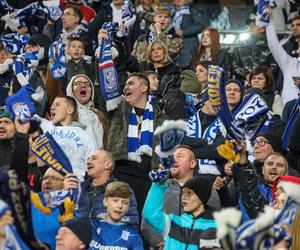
[61,37,95,92]
[89,181,144,250]
[143,176,221,250]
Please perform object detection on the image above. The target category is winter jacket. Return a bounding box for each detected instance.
[89,217,144,250]
[36,117,97,181]
[107,99,167,169]
[143,182,221,250]
[0,139,13,171]
[174,4,205,69]
[66,74,107,149]
[233,160,272,222]
[86,176,139,227]
[0,70,12,106]
[61,58,95,92]
[131,24,183,62]
[141,179,221,247]
[231,34,278,82]
[266,22,300,105]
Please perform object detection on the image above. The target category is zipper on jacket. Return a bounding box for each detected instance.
[162,75,175,96]
[184,218,196,250]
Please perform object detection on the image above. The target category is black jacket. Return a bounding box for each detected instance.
[231,35,278,82]
[0,139,13,170]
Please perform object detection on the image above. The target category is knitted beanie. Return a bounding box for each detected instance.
[183,176,212,206]
[0,111,12,121]
[256,132,283,153]
[62,217,93,247]
[180,70,202,94]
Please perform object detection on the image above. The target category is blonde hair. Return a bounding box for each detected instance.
[146,39,172,65]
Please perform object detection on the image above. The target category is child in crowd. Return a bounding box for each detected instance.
[89,181,144,250]
[61,37,95,92]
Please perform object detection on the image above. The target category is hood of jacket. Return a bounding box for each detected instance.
[66,74,95,108]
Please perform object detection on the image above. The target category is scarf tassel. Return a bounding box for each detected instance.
[30,192,51,215]
[217,140,240,164]
[58,197,74,223]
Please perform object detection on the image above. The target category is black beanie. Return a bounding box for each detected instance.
[183,176,212,206]
[255,132,284,153]
[62,217,93,247]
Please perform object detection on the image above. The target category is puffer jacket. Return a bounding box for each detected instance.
[231,35,278,82]
[142,62,188,120]
[143,182,221,250]
[233,160,272,222]
[66,74,107,149]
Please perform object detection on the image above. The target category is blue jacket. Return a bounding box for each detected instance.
[143,183,221,250]
[89,218,144,250]
[86,177,139,228]
[31,205,60,250]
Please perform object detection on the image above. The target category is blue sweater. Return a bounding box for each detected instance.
[143,182,221,250]
[89,219,144,250]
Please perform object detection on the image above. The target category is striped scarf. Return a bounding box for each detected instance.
[172,5,190,33]
[0,200,31,250]
[98,22,122,111]
[256,0,277,27]
[49,35,66,80]
[127,101,154,162]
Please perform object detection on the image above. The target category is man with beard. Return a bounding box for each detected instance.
[141,145,220,249]
[0,112,15,170]
[233,139,289,222]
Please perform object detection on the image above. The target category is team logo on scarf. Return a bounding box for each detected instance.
[98,22,122,111]
[6,85,36,123]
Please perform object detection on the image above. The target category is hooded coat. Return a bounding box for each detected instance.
[66,74,107,149]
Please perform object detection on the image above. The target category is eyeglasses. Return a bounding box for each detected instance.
[73,81,91,87]
[251,140,270,147]
[42,176,64,183]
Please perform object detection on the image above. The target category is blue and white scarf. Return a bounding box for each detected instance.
[49,35,66,80]
[199,119,221,175]
[172,5,190,33]
[185,93,220,175]
[6,85,36,123]
[208,65,271,143]
[127,101,154,162]
[11,1,62,30]
[0,32,28,55]
[13,52,39,86]
[98,22,122,111]
[0,0,15,12]
[256,0,277,27]
[0,200,31,250]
